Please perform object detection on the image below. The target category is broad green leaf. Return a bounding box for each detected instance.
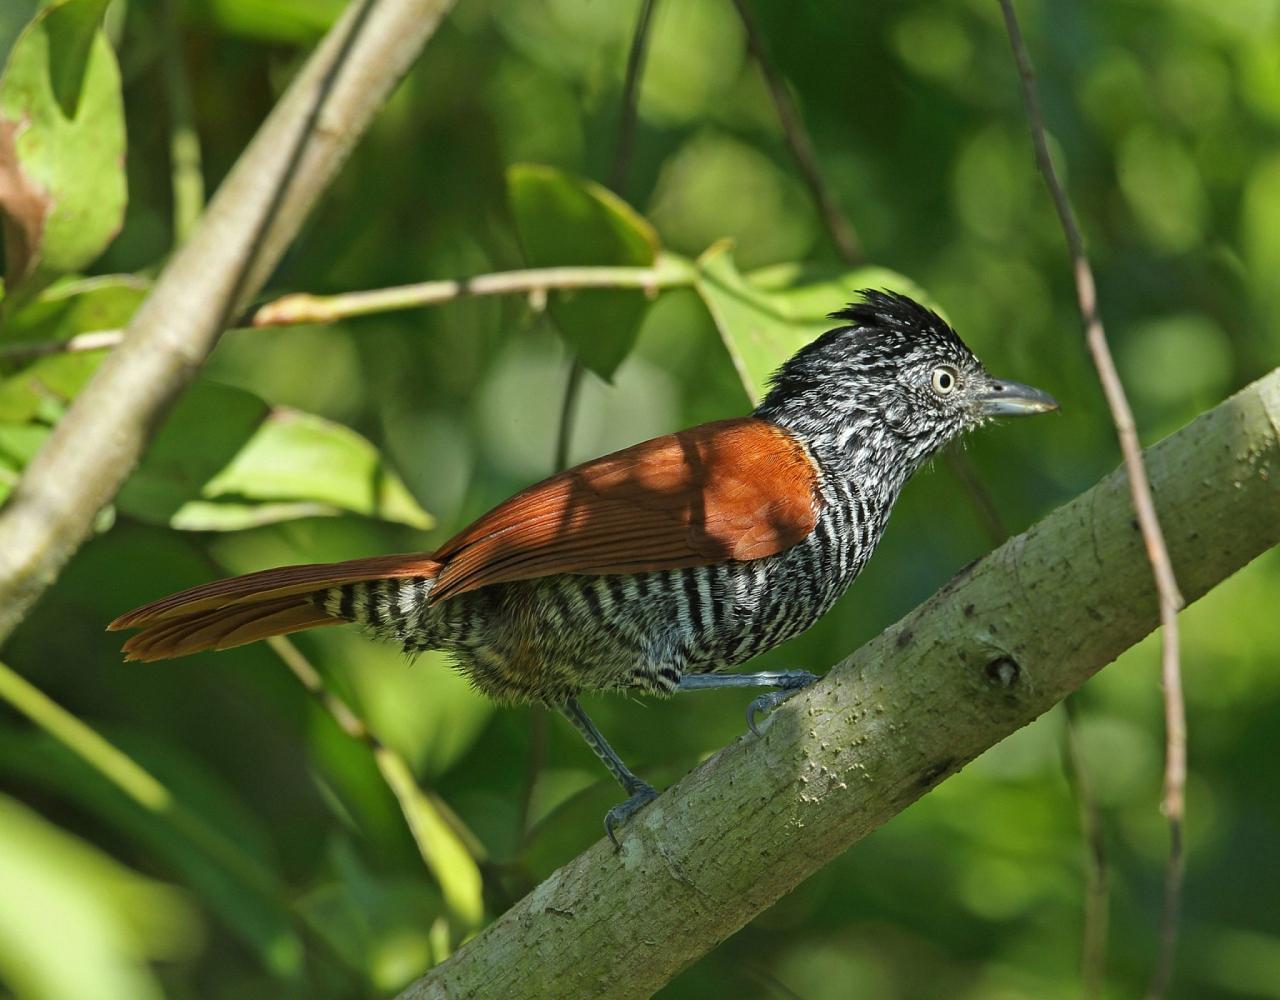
[0,0,126,311]
[375,750,485,931]
[298,840,441,989]
[694,242,932,404]
[0,728,304,979]
[200,408,434,530]
[0,418,48,503]
[508,162,659,379]
[0,793,197,1000]
[187,0,346,45]
[0,274,148,422]
[117,381,433,531]
[298,633,488,929]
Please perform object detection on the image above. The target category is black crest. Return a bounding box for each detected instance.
[829,289,964,351]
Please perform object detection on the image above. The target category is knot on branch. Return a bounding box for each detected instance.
[985,657,1021,688]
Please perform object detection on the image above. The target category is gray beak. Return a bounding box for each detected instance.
[976,378,1059,417]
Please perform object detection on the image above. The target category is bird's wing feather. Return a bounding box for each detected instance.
[109,418,820,660]
[429,417,822,602]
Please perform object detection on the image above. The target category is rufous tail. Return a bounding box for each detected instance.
[109,553,441,662]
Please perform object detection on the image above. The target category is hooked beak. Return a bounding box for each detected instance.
[976,378,1059,417]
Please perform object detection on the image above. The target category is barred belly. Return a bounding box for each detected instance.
[317,473,880,706]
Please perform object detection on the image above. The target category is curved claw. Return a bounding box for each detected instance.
[746,670,818,736]
[604,784,658,848]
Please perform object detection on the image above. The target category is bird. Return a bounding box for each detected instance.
[110,290,1058,842]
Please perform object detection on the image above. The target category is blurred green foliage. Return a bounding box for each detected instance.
[0,0,1278,997]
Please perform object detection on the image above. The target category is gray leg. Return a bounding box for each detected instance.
[676,670,819,736]
[560,697,657,846]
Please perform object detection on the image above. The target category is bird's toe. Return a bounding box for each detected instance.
[747,671,819,736]
[604,784,658,848]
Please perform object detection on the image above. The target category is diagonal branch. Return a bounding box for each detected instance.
[0,0,458,643]
[398,370,1278,1000]
[995,5,1187,995]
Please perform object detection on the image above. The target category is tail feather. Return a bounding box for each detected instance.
[121,598,340,662]
[109,552,441,631]
[112,553,442,662]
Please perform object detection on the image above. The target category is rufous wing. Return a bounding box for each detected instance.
[428,417,822,602]
[110,417,821,660]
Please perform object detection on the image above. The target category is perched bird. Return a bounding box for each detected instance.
[111,291,1057,840]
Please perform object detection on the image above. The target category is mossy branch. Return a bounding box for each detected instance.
[401,369,1280,999]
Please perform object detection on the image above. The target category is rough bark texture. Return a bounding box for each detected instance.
[402,369,1280,999]
[0,0,457,642]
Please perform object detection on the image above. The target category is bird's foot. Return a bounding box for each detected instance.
[747,670,819,736]
[604,782,658,848]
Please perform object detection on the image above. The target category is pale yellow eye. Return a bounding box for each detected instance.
[931,366,958,396]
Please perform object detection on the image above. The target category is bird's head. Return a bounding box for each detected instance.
[755,289,1058,471]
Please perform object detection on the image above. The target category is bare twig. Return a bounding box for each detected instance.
[943,448,1008,546]
[160,0,205,244]
[0,657,353,974]
[1063,698,1110,998]
[607,0,659,195]
[733,0,1008,552]
[731,0,863,265]
[265,635,497,922]
[0,327,126,361]
[520,0,662,847]
[0,0,460,643]
[996,4,1186,996]
[0,262,694,364]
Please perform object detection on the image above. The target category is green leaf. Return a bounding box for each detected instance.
[694,242,933,404]
[0,728,305,980]
[117,381,434,531]
[0,0,126,311]
[0,274,148,422]
[0,418,47,503]
[507,163,659,379]
[187,0,346,45]
[298,839,441,990]
[375,750,485,932]
[0,792,197,1000]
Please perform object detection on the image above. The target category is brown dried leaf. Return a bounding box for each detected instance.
[0,117,50,292]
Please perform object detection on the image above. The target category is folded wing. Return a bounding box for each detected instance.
[111,417,821,659]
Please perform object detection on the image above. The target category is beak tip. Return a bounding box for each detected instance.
[978,379,1059,417]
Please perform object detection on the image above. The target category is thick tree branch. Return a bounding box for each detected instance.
[400,369,1280,999]
[0,0,457,643]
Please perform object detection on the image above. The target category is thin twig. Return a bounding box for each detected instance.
[160,0,205,244]
[996,4,1186,996]
[943,449,1008,546]
[735,0,1005,541]
[1063,698,1110,998]
[0,657,356,975]
[730,0,863,265]
[553,357,587,472]
[607,0,658,194]
[0,262,694,364]
[265,636,489,867]
[519,0,662,848]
